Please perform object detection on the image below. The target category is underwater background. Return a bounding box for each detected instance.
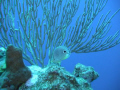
[0,0,120,90]
[53,0,120,90]
[60,0,120,90]
[22,0,120,90]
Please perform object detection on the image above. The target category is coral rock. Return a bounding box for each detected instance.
[73,63,99,82]
[19,64,99,90]
[0,45,31,90]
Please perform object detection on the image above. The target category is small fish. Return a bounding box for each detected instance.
[52,46,70,64]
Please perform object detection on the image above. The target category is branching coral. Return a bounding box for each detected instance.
[0,0,120,67]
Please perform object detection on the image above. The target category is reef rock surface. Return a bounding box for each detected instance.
[19,63,98,90]
[0,45,31,90]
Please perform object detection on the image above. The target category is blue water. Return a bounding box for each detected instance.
[0,0,120,90]
[61,0,120,90]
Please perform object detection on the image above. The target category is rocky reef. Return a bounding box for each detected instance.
[0,45,99,90]
[0,45,31,90]
[19,64,98,90]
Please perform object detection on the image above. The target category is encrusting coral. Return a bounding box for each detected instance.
[0,45,31,90]
[0,47,6,75]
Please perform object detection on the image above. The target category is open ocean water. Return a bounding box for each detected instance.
[0,0,120,90]
[61,0,120,90]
